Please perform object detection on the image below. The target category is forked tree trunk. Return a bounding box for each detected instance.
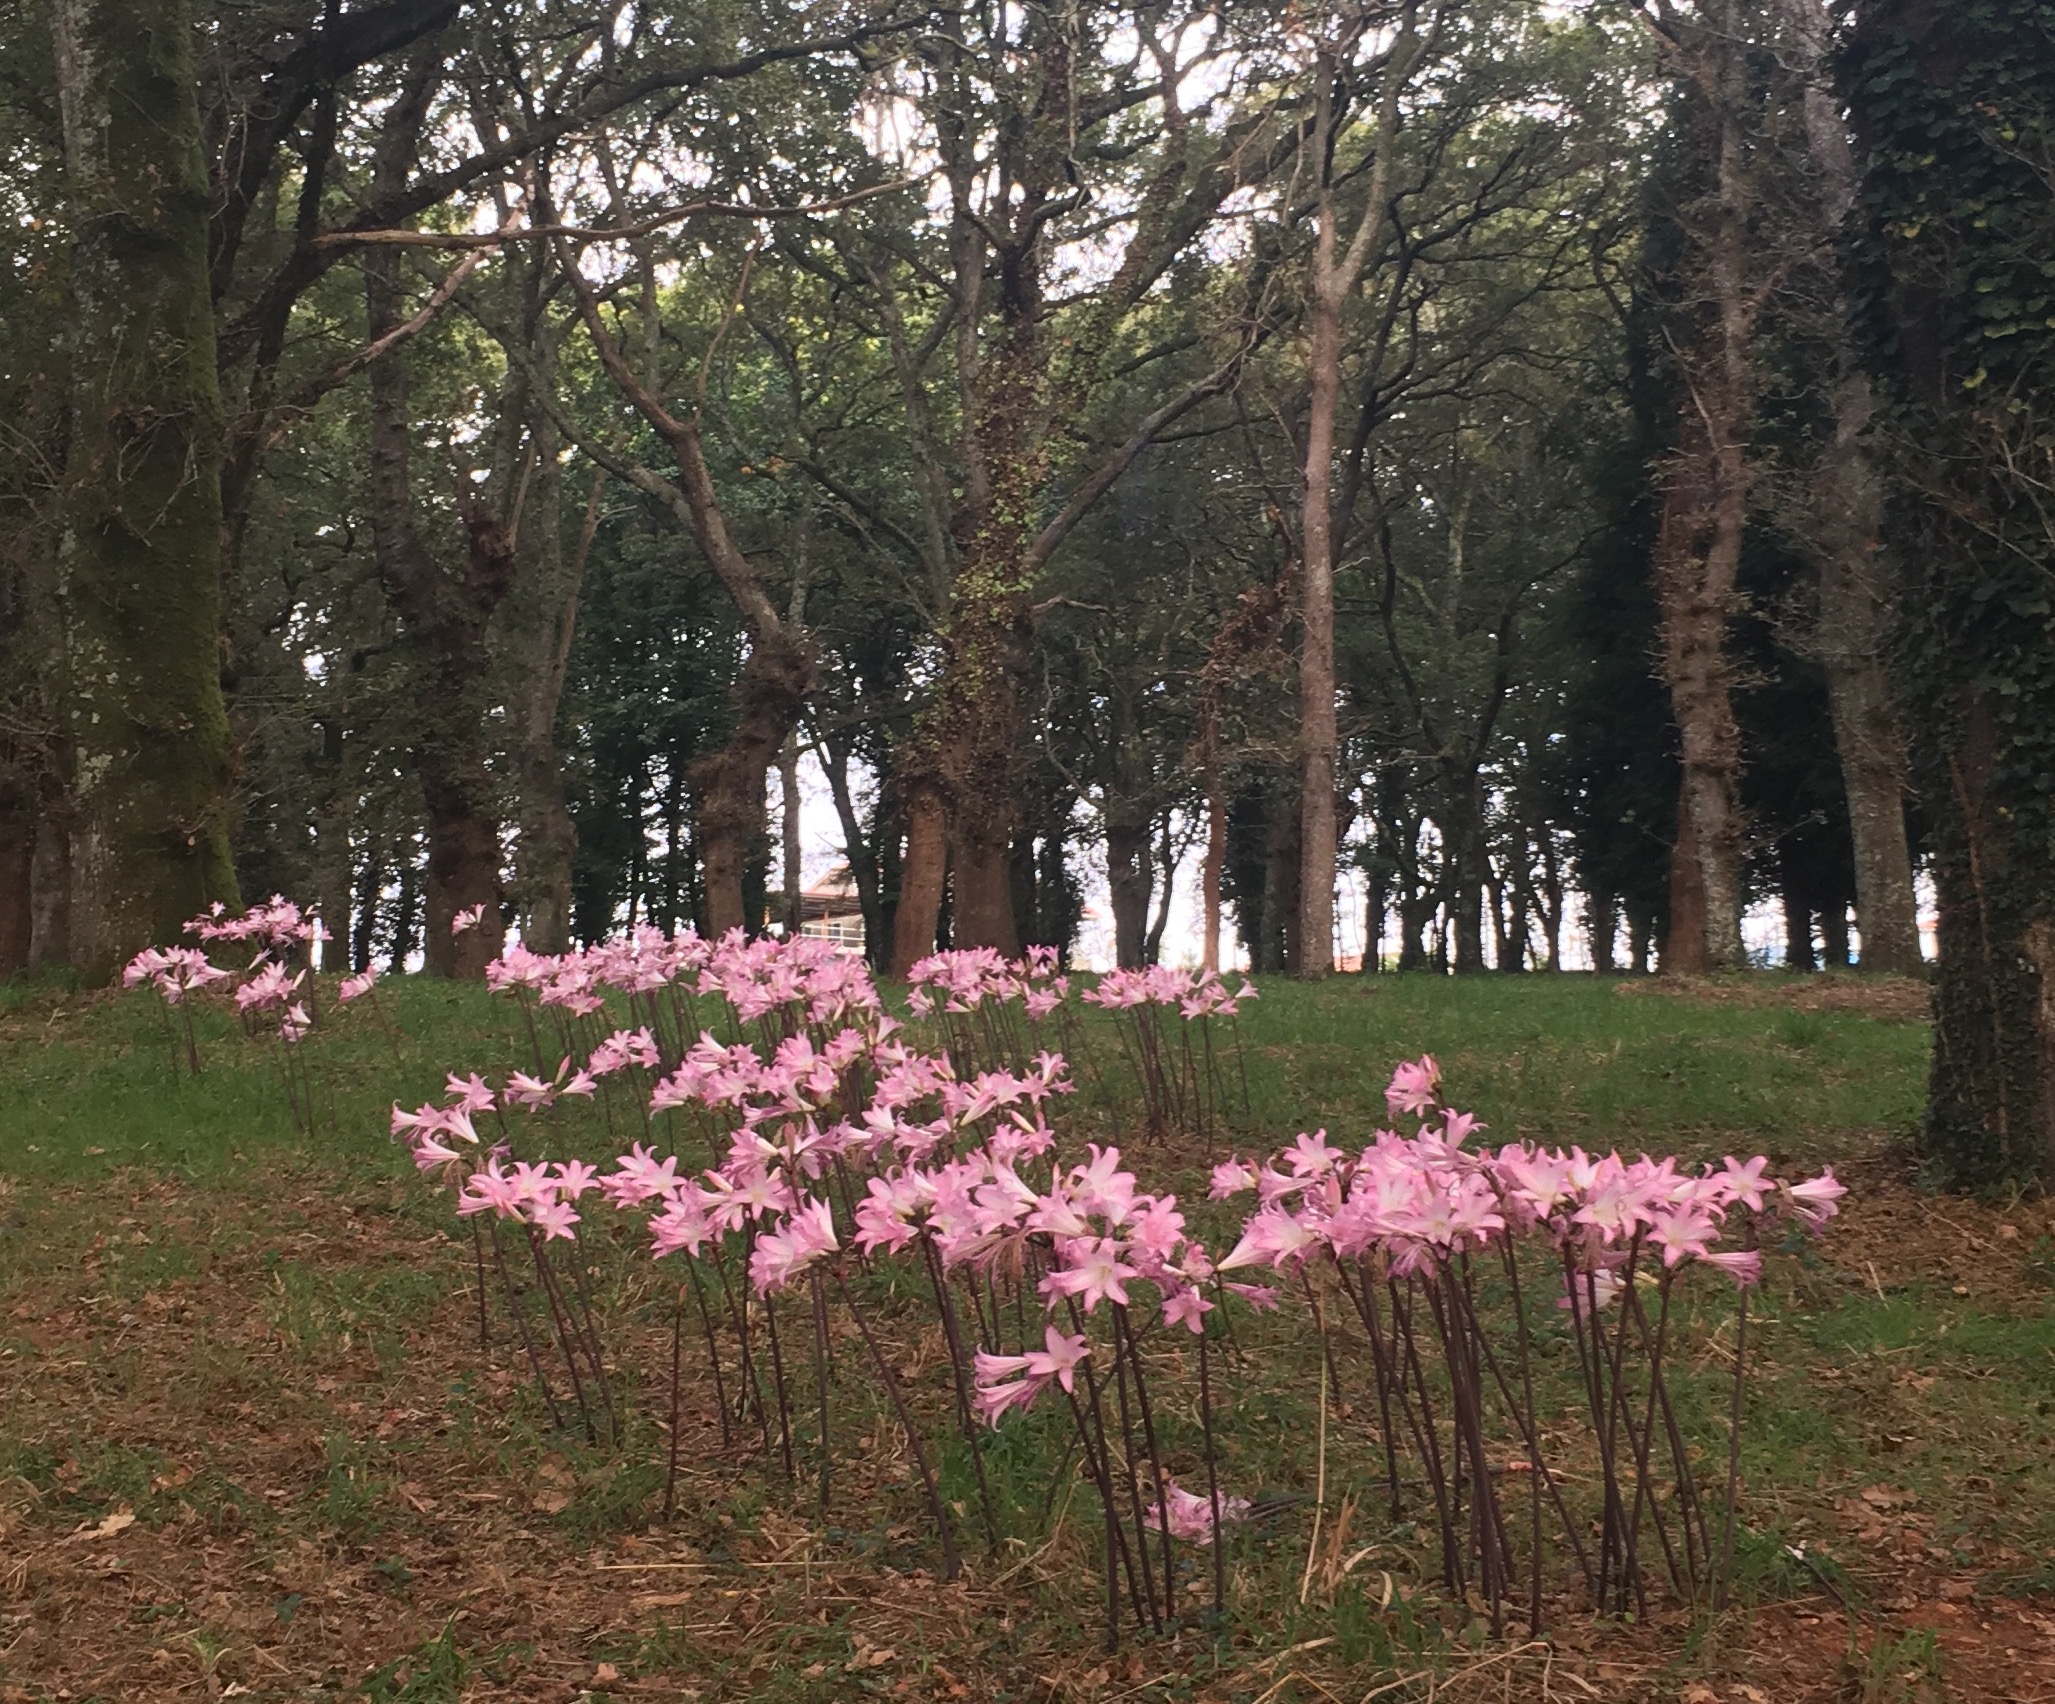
[50,0,237,979]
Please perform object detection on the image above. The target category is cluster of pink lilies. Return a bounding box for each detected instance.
[373,928,1838,1641]
[124,898,388,1121]
[117,906,1841,1640]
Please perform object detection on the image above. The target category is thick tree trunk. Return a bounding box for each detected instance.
[921,531,1035,958]
[50,0,237,979]
[1106,812,1154,971]
[420,737,505,980]
[694,632,814,939]
[1664,771,1710,975]
[1654,393,1749,973]
[949,820,1020,957]
[891,786,949,976]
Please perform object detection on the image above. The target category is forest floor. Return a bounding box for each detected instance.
[3,970,2052,1704]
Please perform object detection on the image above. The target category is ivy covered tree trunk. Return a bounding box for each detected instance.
[50,0,236,980]
[1849,0,2055,1184]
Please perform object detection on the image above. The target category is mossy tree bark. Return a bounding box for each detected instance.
[48,0,238,980]
[1849,0,2055,1184]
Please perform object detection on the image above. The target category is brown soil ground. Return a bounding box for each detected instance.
[5,1129,2051,1701]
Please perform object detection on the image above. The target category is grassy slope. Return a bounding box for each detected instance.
[6,972,2053,1704]
[0,972,1926,1183]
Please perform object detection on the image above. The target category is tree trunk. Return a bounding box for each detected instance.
[365,269,510,978]
[1813,373,1922,974]
[1261,786,1303,976]
[388,855,419,975]
[1664,771,1709,975]
[50,0,237,979]
[1144,818,1177,967]
[1588,888,1618,975]
[351,854,382,974]
[1202,772,1226,973]
[1298,257,1344,980]
[1776,0,1923,978]
[890,786,949,976]
[1647,13,1758,976]
[780,732,804,937]
[1106,811,1153,971]
[817,730,885,967]
[1539,833,1565,971]
[948,815,1020,958]
[509,433,595,958]
[0,776,32,977]
[1295,7,1423,981]
[1653,410,1749,973]
[1781,853,1817,971]
[693,632,813,940]
[1443,773,1491,975]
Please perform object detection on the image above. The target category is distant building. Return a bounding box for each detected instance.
[786,866,866,954]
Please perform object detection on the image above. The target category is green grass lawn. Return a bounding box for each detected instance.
[7,969,2050,1704]
[0,970,1927,1183]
